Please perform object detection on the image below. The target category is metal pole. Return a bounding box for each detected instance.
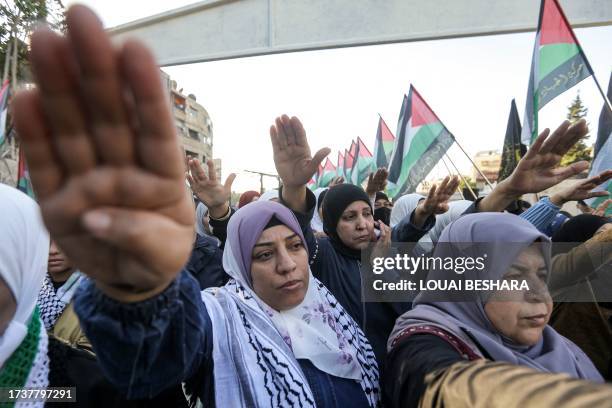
[444,153,477,200]
[453,139,494,189]
[441,156,465,200]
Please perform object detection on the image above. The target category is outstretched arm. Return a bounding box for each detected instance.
[477,120,591,213]
[270,115,330,214]
[14,4,211,396]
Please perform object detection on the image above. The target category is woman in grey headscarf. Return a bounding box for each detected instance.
[75,200,380,407]
[384,213,602,408]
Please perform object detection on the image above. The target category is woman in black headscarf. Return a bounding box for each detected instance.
[269,114,458,367]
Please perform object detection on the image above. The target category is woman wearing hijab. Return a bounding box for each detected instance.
[415,200,473,254]
[0,184,50,405]
[185,202,227,290]
[384,213,603,408]
[548,213,612,380]
[390,194,425,228]
[269,115,458,368]
[238,190,260,208]
[74,200,379,407]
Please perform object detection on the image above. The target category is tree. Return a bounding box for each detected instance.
[1,0,66,84]
[560,92,593,167]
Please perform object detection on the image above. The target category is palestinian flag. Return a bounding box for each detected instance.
[521,0,595,145]
[0,80,9,147]
[344,141,356,183]
[17,147,35,198]
[318,158,337,188]
[498,99,527,182]
[373,116,395,168]
[350,137,374,186]
[337,151,345,179]
[307,177,317,190]
[387,85,455,199]
[587,72,612,216]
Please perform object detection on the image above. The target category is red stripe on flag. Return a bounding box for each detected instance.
[356,137,373,158]
[323,158,336,172]
[410,86,441,127]
[539,0,576,45]
[380,117,395,142]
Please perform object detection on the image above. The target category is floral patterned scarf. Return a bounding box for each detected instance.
[201,200,379,407]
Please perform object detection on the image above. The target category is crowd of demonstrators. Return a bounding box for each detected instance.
[1,4,611,408]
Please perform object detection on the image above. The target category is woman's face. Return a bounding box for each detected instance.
[48,240,75,282]
[336,201,374,250]
[484,244,552,346]
[250,225,309,311]
[0,275,16,336]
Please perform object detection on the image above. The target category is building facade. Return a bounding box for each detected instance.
[160,70,215,166]
[472,150,501,188]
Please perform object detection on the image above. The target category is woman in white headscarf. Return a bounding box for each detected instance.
[415,200,473,254]
[390,194,424,228]
[0,184,50,404]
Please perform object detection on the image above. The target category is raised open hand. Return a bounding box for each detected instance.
[365,168,389,196]
[270,115,330,188]
[419,175,460,216]
[12,6,194,301]
[186,158,235,217]
[550,170,612,206]
[502,120,590,196]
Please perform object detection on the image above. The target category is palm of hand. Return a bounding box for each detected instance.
[274,143,314,187]
[13,6,194,296]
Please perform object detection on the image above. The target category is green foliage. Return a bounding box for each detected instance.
[1,0,65,82]
[458,176,477,190]
[560,92,592,167]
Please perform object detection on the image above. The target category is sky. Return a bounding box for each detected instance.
[66,0,612,193]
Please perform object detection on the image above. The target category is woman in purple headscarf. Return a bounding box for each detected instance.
[75,200,379,408]
[383,213,603,408]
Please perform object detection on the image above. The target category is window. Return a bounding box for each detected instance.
[188,129,199,140]
[173,95,186,111]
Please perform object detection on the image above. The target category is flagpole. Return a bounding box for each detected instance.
[444,153,477,200]
[441,156,465,200]
[452,139,494,189]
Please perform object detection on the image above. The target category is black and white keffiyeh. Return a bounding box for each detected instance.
[38,272,83,331]
[200,200,380,407]
[202,277,379,408]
